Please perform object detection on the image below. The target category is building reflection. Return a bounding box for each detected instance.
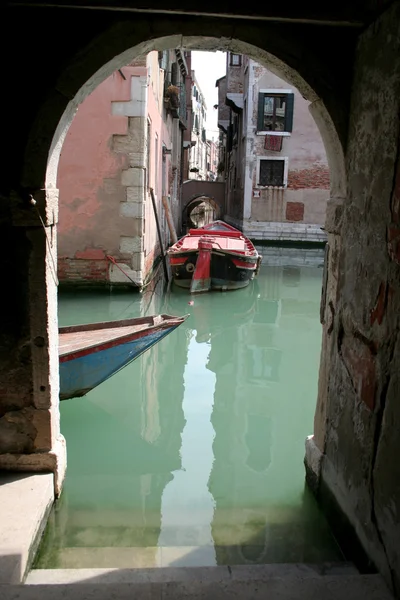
[206,263,341,565]
[37,284,190,568]
[41,257,342,569]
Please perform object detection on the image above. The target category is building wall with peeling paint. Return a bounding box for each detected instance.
[57,51,184,287]
[223,54,329,242]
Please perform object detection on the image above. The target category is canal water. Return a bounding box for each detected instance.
[35,247,343,569]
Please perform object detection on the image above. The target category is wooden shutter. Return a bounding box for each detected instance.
[257,93,264,131]
[284,93,294,132]
[171,62,178,85]
[227,124,233,152]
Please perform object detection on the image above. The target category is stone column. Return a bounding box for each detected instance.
[305,197,343,492]
[0,188,66,496]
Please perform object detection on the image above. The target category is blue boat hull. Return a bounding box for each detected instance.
[59,326,176,401]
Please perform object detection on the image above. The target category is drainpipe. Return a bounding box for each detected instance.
[179,128,185,235]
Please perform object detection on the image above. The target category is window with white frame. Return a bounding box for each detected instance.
[230,53,242,66]
[257,91,294,133]
[257,157,288,187]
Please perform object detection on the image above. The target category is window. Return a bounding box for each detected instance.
[245,347,282,383]
[158,50,167,71]
[258,158,287,187]
[230,53,242,66]
[257,92,294,132]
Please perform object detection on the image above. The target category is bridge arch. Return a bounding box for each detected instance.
[183,195,221,230]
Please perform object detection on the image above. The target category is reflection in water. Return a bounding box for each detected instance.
[157,339,216,565]
[35,250,343,569]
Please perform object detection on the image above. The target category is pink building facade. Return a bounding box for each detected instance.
[58,50,189,286]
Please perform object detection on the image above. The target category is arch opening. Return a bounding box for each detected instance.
[184,196,220,230]
[43,34,346,198]
[9,24,348,503]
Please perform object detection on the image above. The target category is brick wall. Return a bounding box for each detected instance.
[58,257,109,284]
[287,165,330,190]
[286,201,305,221]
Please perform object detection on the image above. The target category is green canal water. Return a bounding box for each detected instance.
[35,248,343,569]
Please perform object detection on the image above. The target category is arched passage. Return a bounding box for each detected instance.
[3,23,347,489]
[3,4,400,593]
[183,196,220,229]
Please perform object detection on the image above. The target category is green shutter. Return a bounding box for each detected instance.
[284,93,294,132]
[257,93,264,131]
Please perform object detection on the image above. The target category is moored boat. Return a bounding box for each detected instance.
[58,314,188,401]
[167,221,261,293]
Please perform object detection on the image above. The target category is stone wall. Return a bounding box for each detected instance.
[309,2,400,594]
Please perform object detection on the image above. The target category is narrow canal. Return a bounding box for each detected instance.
[35,247,343,569]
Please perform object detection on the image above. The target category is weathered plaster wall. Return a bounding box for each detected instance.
[58,52,177,286]
[227,53,244,94]
[57,67,139,284]
[245,63,329,234]
[217,76,230,129]
[144,51,166,269]
[311,2,400,594]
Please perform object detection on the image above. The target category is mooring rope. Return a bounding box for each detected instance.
[29,195,59,286]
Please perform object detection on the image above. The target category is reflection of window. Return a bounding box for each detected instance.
[258,158,288,187]
[245,414,272,472]
[246,347,282,382]
[230,53,242,66]
[254,300,280,324]
[283,266,301,287]
[257,92,294,132]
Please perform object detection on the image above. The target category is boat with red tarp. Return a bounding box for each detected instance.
[167,221,261,293]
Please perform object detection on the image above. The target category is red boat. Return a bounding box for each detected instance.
[167,221,261,293]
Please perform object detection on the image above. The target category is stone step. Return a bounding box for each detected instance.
[26,562,359,585]
[3,572,394,600]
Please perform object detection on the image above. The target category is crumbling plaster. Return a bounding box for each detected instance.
[311,2,400,594]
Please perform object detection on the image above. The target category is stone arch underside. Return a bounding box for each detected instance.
[11,19,348,198]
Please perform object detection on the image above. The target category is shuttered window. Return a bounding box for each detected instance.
[257,93,294,133]
[171,62,178,85]
[258,159,285,187]
[230,53,242,66]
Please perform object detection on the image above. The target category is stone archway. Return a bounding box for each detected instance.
[4,4,400,593]
[4,22,346,496]
[183,195,220,230]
